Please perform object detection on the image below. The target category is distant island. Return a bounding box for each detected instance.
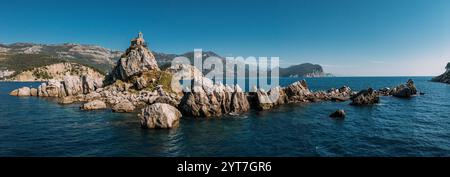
[0,43,331,81]
[279,63,333,78]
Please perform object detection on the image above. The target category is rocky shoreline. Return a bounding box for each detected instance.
[432,62,450,84]
[9,33,422,129]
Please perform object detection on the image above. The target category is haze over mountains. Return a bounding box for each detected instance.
[0,43,330,80]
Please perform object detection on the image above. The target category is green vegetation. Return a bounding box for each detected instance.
[155,71,174,93]
[130,70,175,94]
[0,53,107,79]
[32,69,53,80]
[159,63,172,70]
[1,54,66,74]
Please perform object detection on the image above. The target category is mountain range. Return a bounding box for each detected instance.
[0,43,331,80]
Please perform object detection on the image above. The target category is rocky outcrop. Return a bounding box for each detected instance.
[230,86,250,113]
[62,76,83,96]
[6,33,424,131]
[80,100,107,110]
[112,101,135,113]
[30,88,38,96]
[37,80,65,97]
[391,79,417,98]
[18,87,32,96]
[179,88,223,117]
[82,75,103,94]
[106,33,159,84]
[253,88,285,109]
[350,88,379,105]
[174,64,250,117]
[166,64,203,94]
[12,74,103,99]
[328,86,352,102]
[432,62,450,84]
[284,80,312,103]
[330,109,346,119]
[9,87,31,96]
[9,88,18,96]
[139,103,182,129]
[254,81,352,110]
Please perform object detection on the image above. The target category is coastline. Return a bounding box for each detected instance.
[0,80,44,83]
[1,76,447,156]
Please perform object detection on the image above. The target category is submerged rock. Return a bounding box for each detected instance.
[80,100,107,110]
[330,109,346,119]
[350,88,379,105]
[139,103,182,129]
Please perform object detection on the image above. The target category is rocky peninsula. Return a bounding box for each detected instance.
[432,62,450,84]
[9,33,421,129]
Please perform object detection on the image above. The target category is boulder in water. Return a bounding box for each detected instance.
[392,79,417,98]
[139,103,182,129]
[17,87,31,96]
[330,109,346,119]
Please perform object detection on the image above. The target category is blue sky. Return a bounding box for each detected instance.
[1,0,450,76]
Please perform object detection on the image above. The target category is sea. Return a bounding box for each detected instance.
[1,76,450,157]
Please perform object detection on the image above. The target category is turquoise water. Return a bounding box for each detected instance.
[1,77,450,157]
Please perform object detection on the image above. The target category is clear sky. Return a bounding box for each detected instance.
[1,0,450,76]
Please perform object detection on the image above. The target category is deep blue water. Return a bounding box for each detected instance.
[1,77,450,157]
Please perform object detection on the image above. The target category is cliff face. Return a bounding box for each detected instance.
[432,62,450,84]
[9,62,104,82]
